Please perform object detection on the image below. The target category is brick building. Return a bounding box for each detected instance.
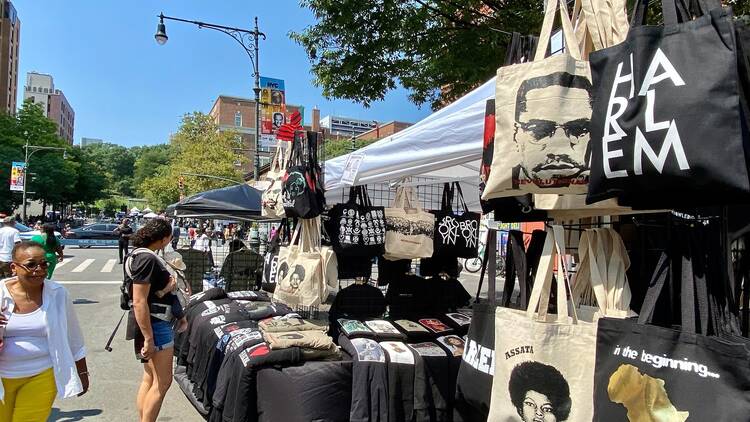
[23,72,75,144]
[355,121,413,141]
[0,0,19,115]
[209,95,304,177]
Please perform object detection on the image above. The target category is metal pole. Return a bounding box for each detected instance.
[253,16,261,182]
[21,139,28,222]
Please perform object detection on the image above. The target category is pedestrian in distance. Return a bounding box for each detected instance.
[0,216,21,279]
[30,223,64,279]
[114,218,134,264]
[171,223,180,251]
[127,218,182,422]
[192,228,210,252]
[0,241,89,421]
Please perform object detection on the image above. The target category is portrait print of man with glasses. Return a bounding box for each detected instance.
[511,72,593,190]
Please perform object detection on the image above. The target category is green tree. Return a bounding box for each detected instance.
[16,100,77,213]
[82,143,137,197]
[291,0,544,109]
[0,112,24,213]
[133,144,173,189]
[140,112,245,209]
[324,138,378,160]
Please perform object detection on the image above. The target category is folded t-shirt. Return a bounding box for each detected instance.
[300,343,342,361]
[436,335,466,357]
[409,342,448,357]
[418,318,454,335]
[380,341,415,365]
[265,330,335,350]
[394,319,433,341]
[365,320,406,341]
[338,318,374,338]
[227,290,271,302]
[260,318,327,333]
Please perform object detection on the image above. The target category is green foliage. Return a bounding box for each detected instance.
[139,112,245,209]
[133,144,173,189]
[324,138,378,160]
[94,197,127,216]
[291,0,544,109]
[81,142,137,197]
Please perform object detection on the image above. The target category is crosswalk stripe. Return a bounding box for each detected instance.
[71,259,95,273]
[101,259,117,273]
[56,259,71,269]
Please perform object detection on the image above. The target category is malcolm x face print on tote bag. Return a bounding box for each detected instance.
[512,73,592,190]
[482,0,593,199]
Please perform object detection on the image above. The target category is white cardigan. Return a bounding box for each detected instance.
[0,278,86,400]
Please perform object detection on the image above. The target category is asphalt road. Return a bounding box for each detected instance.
[46,245,498,421]
[48,246,203,422]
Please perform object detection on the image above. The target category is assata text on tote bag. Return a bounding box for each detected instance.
[483,0,592,199]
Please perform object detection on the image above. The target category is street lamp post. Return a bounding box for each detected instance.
[154,13,266,181]
[21,137,67,222]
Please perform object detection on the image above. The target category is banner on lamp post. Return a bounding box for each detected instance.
[10,162,25,192]
[260,77,286,136]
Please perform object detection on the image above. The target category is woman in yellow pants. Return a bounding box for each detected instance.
[0,241,89,421]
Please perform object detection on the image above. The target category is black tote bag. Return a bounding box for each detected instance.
[262,219,292,291]
[587,0,750,208]
[433,183,480,258]
[325,186,386,257]
[594,252,750,420]
[283,131,325,218]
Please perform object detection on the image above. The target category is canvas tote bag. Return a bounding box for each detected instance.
[594,252,750,420]
[488,225,634,421]
[262,141,289,218]
[483,0,592,200]
[273,218,329,307]
[586,0,750,208]
[384,186,435,261]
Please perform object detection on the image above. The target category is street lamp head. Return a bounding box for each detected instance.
[155,14,168,45]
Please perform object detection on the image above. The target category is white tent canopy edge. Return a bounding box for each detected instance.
[323,76,496,212]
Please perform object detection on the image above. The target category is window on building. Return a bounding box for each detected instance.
[234,111,242,127]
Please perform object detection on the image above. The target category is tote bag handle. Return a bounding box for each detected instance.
[526,225,579,324]
[571,228,634,317]
[392,185,422,211]
[270,141,289,173]
[534,0,582,62]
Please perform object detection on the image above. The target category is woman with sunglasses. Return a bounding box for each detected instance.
[0,241,88,421]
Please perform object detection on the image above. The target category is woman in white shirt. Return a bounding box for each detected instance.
[0,241,88,422]
[192,228,210,252]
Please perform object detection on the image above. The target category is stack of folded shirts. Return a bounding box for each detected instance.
[261,319,340,361]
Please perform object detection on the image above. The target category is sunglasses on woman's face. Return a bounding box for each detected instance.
[14,261,50,273]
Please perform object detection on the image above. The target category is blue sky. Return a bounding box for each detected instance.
[15,1,432,147]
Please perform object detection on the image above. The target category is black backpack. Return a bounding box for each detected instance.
[119,248,155,311]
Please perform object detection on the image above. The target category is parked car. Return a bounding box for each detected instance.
[65,223,122,248]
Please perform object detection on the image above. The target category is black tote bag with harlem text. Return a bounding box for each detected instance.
[586,0,750,208]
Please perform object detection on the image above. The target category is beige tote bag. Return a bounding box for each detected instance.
[262,141,289,218]
[273,218,326,307]
[488,225,633,421]
[483,0,591,200]
[383,186,435,261]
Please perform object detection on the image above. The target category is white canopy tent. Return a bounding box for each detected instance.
[324,77,496,211]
